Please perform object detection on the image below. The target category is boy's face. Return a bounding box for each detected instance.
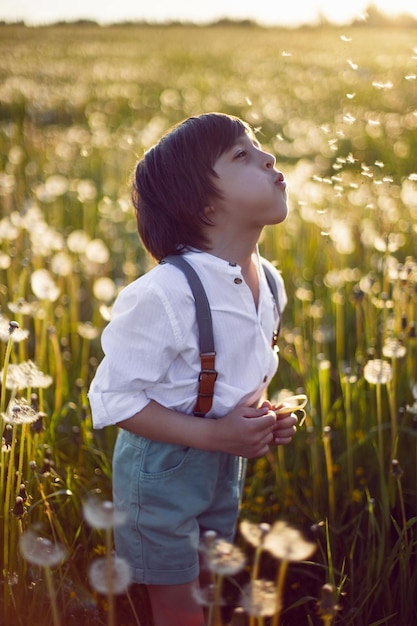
[209,133,288,232]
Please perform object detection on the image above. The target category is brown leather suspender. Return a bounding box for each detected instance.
[160,255,281,417]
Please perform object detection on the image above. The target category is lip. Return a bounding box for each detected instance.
[274,174,287,190]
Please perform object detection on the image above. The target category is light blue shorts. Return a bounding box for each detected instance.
[112,429,247,586]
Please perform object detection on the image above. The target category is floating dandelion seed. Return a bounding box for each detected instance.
[2,397,40,425]
[343,113,356,124]
[88,556,132,594]
[347,59,358,70]
[20,530,67,567]
[1,360,53,390]
[83,498,127,530]
[363,359,392,385]
[382,339,406,359]
[31,269,60,302]
[372,80,393,90]
[203,538,246,576]
[263,521,316,562]
[241,580,279,617]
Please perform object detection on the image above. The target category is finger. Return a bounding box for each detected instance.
[273,436,294,445]
[275,412,298,425]
[274,426,296,439]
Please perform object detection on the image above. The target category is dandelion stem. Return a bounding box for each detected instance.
[271,559,288,626]
[323,427,335,524]
[44,565,61,626]
[342,376,354,506]
[105,527,116,626]
[4,423,17,579]
[1,331,15,415]
[376,382,384,473]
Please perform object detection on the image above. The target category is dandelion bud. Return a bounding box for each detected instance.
[12,496,25,517]
[3,424,13,448]
[19,483,28,502]
[323,426,332,438]
[318,583,340,619]
[391,459,404,479]
[9,320,19,333]
[202,529,218,548]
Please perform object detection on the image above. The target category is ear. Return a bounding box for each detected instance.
[203,204,216,219]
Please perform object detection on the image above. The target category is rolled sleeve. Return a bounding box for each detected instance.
[88,277,185,428]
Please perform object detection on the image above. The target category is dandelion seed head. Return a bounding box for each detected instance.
[241,580,279,617]
[83,498,127,529]
[240,520,271,548]
[51,251,73,276]
[263,521,316,562]
[8,299,40,317]
[88,556,132,594]
[45,174,69,198]
[67,229,90,253]
[77,322,99,341]
[363,359,392,385]
[382,339,406,359]
[85,239,110,265]
[20,530,67,567]
[93,277,117,303]
[31,269,60,302]
[1,360,53,390]
[2,397,40,425]
[192,584,220,608]
[76,179,97,203]
[202,538,246,576]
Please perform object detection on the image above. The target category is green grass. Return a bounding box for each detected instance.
[1,22,417,626]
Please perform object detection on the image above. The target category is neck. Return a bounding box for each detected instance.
[205,230,262,269]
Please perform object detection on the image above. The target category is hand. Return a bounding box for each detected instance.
[261,400,298,446]
[214,405,277,459]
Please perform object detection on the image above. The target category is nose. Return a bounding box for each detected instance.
[264,151,276,169]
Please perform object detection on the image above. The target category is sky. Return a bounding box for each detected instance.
[1,0,417,27]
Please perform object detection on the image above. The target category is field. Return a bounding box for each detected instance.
[1,21,417,626]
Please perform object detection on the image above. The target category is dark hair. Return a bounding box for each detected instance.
[132,112,250,260]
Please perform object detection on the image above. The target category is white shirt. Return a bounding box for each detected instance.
[88,249,287,429]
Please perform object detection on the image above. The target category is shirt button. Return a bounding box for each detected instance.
[234,277,243,284]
